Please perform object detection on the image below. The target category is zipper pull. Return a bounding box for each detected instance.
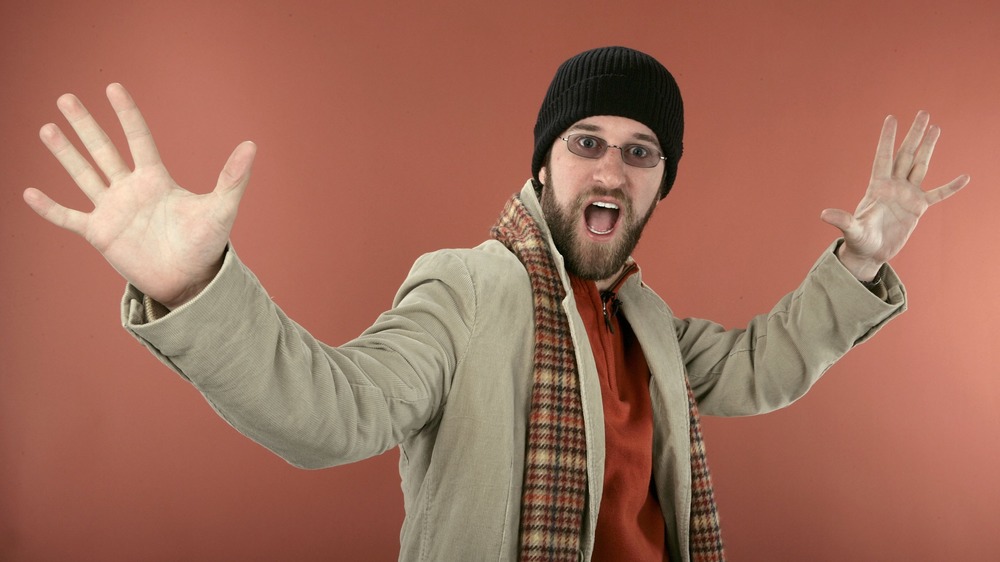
[600,291,619,334]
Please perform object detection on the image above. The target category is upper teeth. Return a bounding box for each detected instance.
[593,201,619,209]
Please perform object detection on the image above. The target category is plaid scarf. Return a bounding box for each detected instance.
[491,194,725,561]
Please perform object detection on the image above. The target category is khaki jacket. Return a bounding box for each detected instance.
[123,181,906,561]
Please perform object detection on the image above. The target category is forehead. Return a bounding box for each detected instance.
[565,115,660,146]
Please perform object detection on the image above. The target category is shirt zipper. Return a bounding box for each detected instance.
[599,263,638,333]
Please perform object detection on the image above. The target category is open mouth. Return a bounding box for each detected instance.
[584,201,620,235]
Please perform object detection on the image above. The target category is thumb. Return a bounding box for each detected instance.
[214,141,257,200]
[820,208,856,236]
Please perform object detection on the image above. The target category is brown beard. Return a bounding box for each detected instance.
[540,180,656,282]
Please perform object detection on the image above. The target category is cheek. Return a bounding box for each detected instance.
[550,154,592,189]
[634,173,663,208]
[541,165,582,207]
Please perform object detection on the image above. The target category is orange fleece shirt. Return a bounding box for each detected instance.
[570,270,668,562]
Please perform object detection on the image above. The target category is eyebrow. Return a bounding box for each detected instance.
[568,122,661,147]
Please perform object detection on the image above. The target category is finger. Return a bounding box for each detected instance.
[871,115,898,181]
[40,123,109,203]
[55,93,130,182]
[908,124,941,186]
[214,141,257,200]
[106,83,163,169]
[925,174,970,206]
[892,111,930,179]
[23,187,89,234]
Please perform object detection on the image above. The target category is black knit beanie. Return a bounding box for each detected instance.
[532,46,684,198]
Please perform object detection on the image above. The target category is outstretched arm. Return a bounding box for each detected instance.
[23,83,256,309]
[821,111,969,281]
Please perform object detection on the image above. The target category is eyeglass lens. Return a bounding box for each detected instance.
[564,134,662,168]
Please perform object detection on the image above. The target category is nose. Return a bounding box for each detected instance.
[592,144,629,189]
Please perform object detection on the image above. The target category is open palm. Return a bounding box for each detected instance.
[23,84,256,309]
[821,111,969,281]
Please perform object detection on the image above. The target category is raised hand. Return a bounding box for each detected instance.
[820,111,969,281]
[23,83,256,309]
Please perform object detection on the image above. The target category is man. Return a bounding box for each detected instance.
[23,47,968,561]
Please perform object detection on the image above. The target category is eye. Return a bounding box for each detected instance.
[575,135,602,151]
[626,144,651,159]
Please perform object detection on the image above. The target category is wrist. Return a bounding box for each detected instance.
[160,283,208,310]
[159,255,224,310]
[835,242,883,283]
[161,271,218,310]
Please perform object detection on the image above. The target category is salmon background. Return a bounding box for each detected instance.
[2,1,998,560]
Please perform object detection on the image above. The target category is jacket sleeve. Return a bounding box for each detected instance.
[122,248,476,468]
[676,242,906,416]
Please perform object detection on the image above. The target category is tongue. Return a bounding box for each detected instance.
[585,204,619,234]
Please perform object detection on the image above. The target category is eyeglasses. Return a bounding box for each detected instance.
[559,133,665,168]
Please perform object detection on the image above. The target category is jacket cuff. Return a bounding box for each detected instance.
[120,246,260,382]
[813,240,906,344]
